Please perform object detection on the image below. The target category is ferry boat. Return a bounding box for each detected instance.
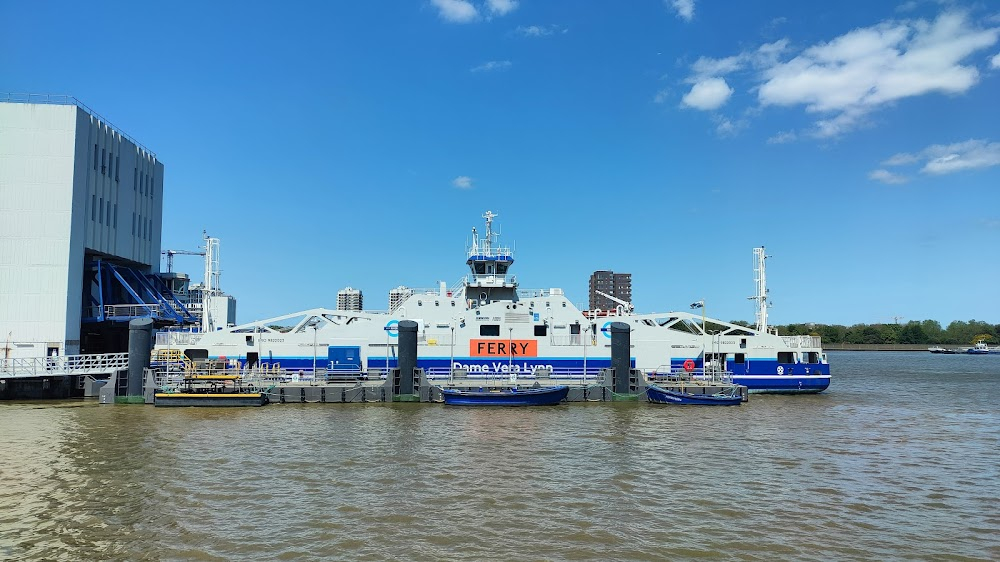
[155,212,831,394]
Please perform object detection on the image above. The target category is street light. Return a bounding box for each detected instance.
[508,326,514,381]
[311,322,319,382]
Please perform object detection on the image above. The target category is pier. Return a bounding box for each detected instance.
[0,353,129,399]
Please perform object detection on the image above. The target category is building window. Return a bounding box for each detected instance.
[115,156,120,182]
[91,194,96,221]
[99,197,103,224]
[113,203,117,228]
[106,201,111,226]
[132,213,135,235]
[101,148,106,174]
[134,168,137,190]
[94,145,98,170]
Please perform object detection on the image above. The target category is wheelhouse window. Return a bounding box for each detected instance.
[480,324,500,336]
[534,325,547,336]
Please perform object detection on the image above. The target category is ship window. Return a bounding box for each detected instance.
[474,263,485,274]
[777,352,794,363]
[562,302,566,307]
[417,300,422,306]
[435,301,439,306]
[534,325,547,336]
[497,263,509,274]
[735,353,745,363]
[451,301,455,307]
[480,324,500,336]
[570,324,581,335]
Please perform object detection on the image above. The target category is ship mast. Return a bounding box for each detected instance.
[465,210,515,294]
[748,247,769,333]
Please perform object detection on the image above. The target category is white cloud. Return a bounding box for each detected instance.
[877,139,1000,177]
[432,0,478,23]
[920,139,1000,174]
[680,10,999,138]
[713,115,746,136]
[486,0,517,16]
[669,0,695,22]
[992,52,1000,68]
[681,78,733,110]
[453,176,474,189]
[758,12,999,137]
[470,60,512,72]
[767,131,797,144]
[869,169,909,184]
[882,152,920,166]
[515,24,565,37]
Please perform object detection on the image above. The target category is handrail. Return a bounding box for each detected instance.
[1,93,157,157]
[0,352,129,379]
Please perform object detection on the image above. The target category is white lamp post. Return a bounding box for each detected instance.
[508,326,514,378]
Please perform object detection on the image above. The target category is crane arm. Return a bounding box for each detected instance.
[594,290,634,312]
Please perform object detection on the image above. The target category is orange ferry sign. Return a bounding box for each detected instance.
[470,339,538,357]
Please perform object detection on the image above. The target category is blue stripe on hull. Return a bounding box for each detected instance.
[732,375,831,393]
[210,354,831,393]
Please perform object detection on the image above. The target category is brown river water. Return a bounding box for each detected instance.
[1,351,998,561]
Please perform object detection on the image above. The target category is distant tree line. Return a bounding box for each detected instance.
[729,319,998,345]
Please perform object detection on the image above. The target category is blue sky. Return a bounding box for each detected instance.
[2,0,998,326]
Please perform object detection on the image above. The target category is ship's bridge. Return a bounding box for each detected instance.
[465,211,517,301]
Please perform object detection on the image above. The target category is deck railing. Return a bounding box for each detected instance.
[779,335,822,348]
[0,353,129,379]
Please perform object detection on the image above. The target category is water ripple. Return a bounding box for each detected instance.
[1,352,998,560]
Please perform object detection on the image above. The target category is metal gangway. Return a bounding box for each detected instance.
[0,353,129,380]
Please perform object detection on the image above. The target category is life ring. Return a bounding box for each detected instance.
[683,359,696,372]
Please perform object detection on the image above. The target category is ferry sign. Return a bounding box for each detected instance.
[470,339,538,357]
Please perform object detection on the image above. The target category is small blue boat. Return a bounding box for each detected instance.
[646,385,743,406]
[440,385,569,406]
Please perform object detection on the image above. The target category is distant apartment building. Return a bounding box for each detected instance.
[388,286,411,311]
[337,286,363,311]
[588,270,632,310]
